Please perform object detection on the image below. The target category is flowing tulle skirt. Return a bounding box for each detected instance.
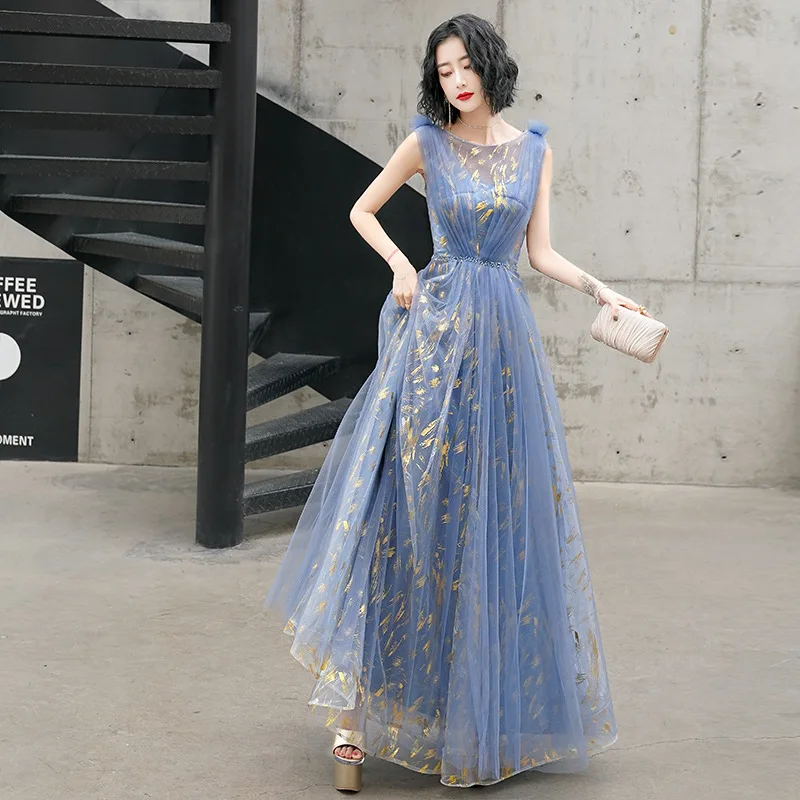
[264,255,617,787]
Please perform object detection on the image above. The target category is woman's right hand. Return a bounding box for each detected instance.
[391,257,418,310]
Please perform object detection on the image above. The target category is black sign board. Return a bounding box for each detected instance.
[0,258,84,461]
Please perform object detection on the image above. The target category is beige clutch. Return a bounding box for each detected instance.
[590,303,669,363]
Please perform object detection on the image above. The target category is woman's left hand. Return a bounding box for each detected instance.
[597,287,653,320]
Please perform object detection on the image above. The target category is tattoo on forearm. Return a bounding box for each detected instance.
[577,270,603,298]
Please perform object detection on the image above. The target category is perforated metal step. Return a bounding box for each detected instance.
[0,110,213,135]
[245,398,352,463]
[0,11,230,42]
[0,61,220,88]
[8,194,205,225]
[0,155,209,181]
[73,232,204,270]
[135,275,204,317]
[243,468,322,516]
[246,353,342,411]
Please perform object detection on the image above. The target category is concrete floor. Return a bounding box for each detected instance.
[1,461,798,800]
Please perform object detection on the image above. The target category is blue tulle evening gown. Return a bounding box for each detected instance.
[264,113,618,787]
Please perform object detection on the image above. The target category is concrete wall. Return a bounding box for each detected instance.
[1,0,796,487]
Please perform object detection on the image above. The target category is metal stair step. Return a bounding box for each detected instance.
[0,61,220,88]
[135,275,204,318]
[0,110,213,135]
[0,11,230,42]
[243,468,322,516]
[0,155,209,181]
[247,353,342,411]
[245,398,353,463]
[8,194,205,225]
[72,232,204,270]
[133,276,271,353]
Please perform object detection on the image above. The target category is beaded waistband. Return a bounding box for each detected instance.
[432,252,515,269]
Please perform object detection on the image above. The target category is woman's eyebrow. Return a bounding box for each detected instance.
[436,54,470,69]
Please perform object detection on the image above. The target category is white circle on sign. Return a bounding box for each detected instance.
[0,333,22,380]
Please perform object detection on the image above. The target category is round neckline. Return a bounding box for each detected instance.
[443,125,527,148]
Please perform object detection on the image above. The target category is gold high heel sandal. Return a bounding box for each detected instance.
[332,729,365,792]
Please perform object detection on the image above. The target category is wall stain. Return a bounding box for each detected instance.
[554,380,603,400]
[724,0,766,37]
[132,385,196,423]
[543,335,593,365]
[611,168,643,197]
[527,280,562,311]
[175,318,201,340]
[552,163,589,205]
[641,389,658,409]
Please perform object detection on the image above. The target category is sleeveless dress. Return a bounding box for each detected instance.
[264,113,618,787]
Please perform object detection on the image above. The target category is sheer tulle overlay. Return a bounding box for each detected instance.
[264,114,617,787]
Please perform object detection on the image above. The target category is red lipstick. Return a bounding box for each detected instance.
[457,92,473,101]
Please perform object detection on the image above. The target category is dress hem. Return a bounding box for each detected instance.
[371,732,620,788]
[277,622,619,789]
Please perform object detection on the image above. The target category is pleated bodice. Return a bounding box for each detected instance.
[410,113,549,271]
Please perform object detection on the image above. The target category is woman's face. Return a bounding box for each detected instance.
[435,35,485,116]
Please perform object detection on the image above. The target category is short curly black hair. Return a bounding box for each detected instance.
[417,14,519,127]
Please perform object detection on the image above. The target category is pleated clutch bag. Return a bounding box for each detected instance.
[590,303,669,363]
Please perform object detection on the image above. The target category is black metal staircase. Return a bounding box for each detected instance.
[0,1,355,545]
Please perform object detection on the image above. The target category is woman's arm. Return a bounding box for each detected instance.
[525,144,608,301]
[349,132,422,309]
[525,144,650,319]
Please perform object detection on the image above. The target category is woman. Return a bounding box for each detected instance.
[265,13,639,790]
